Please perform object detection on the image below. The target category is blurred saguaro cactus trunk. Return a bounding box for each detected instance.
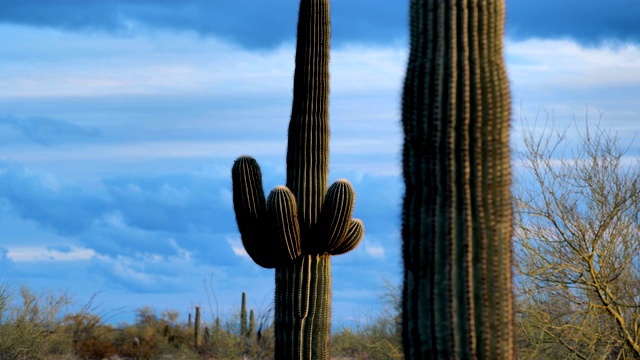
[401,0,514,359]
[231,0,364,359]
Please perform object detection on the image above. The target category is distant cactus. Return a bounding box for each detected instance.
[194,306,201,349]
[249,309,256,339]
[401,0,514,359]
[240,292,248,337]
[239,292,256,339]
[231,0,364,358]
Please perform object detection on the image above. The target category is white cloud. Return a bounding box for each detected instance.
[332,44,406,94]
[504,38,640,155]
[364,240,386,259]
[168,238,192,262]
[7,245,96,262]
[226,236,248,258]
[506,38,640,88]
[0,24,406,99]
[2,140,285,163]
[0,24,291,97]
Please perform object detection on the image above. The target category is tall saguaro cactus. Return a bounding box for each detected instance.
[231,0,364,359]
[402,1,514,359]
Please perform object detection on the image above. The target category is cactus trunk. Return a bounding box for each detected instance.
[275,254,331,359]
[401,1,514,359]
[231,1,364,359]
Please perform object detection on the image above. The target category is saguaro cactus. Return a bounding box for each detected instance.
[194,306,201,349]
[401,1,514,359]
[248,309,256,338]
[240,292,248,337]
[231,0,364,359]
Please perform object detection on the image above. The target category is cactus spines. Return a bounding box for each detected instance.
[231,0,363,359]
[401,0,514,359]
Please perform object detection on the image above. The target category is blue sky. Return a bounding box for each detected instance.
[1,1,639,325]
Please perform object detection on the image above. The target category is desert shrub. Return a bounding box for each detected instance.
[332,316,402,360]
[199,308,274,360]
[331,281,402,360]
[73,337,116,359]
[0,283,74,359]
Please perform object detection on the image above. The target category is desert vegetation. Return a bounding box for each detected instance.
[0,282,401,360]
[514,116,640,359]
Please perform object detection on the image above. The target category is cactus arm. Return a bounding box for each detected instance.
[318,179,356,251]
[267,186,302,262]
[231,156,278,268]
[330,220,364,255]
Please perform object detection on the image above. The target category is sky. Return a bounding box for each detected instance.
[1,0,639,326]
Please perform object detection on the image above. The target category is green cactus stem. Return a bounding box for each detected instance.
[231,0,364,359]
[249,309,256,338]
[240,292,248,337]
[401,0,514,359]
[194,306,201,350]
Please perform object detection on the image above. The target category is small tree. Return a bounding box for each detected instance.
[514,117,640,359]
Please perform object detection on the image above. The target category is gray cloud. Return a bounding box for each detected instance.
[0,162,108,235]
[507,0,640,45]
[0,115,101,145]
[103,173,234,233]
[0,162,234,236]
[0,0,405,49]
[1,1,638,48]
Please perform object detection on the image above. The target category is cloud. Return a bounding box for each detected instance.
[0,161,237,235]
[226,236,249,258]
[0,247,16,273]
[0,0,407,49]
[92,253,192,293]
[0,24,405,99]
[0,162,108,235]
[0,115,101,145]
[505,39,640,147]
[0,162,243,264]
[1,0,638,49]
[363,240,386,259]
[102,172,234,233]
[6,245,96,262]
[0,159,403,297]
[506,39,640,89]
[506,0,640,45]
